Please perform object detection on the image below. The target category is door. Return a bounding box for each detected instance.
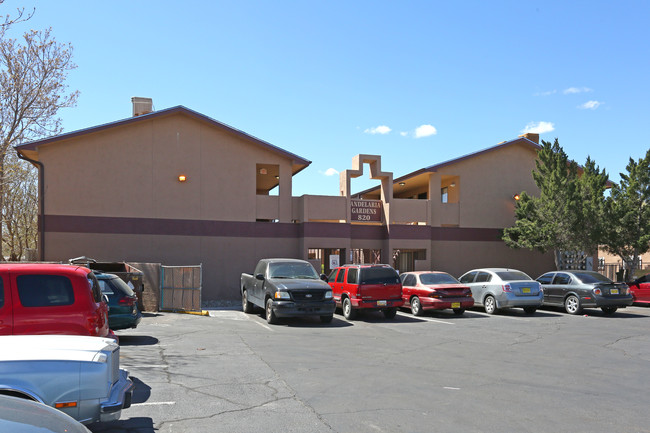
[473,271,493,304]
[549,273,572,305]
[0,274,12,334]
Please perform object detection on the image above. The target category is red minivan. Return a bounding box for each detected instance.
[327,264,403,320]
[0,263,110,338]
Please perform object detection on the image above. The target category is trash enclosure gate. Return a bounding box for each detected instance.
[160,265,202,312]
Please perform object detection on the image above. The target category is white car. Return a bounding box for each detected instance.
[0,335,134,425]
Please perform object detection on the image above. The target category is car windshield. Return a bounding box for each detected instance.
[110,277,136,296]
[495,271,532,281]
[269,262,319,279]
[360,267,400,284]
[419,273,459,285]
[573,272,612,284]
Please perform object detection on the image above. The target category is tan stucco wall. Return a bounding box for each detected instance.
[39,113,294,222]
[431,240,554,279]
[432,144,539,228]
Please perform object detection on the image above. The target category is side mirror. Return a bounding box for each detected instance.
[320,274,328,282]
[255,273,265,281]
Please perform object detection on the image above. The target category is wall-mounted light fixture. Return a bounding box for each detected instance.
[178,175,187,182]
[450,182,456,187]
[513,194,521,201]
[275,175,279,179]
[399,182,406,186]
[259,168,267,175]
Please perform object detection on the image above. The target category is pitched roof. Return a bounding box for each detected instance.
[354,136,541,197]
[15,105,311,175]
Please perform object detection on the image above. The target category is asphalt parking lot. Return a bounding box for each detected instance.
[91,305,650,433]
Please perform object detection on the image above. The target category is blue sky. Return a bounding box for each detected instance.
[6,0,650,195]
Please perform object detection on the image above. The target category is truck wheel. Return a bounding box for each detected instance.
[242,290,254,314]
[383,307,397,319]
[265,298,278,324]
[342,298,357,320]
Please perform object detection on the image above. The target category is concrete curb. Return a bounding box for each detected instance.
[160,309,210,316]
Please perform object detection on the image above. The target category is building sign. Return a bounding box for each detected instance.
[351,199,382,222]
[329,255,340,269]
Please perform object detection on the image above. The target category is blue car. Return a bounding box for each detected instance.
[459,268,543,314]
[95,272,142,330]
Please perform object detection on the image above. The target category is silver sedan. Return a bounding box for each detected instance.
[458,268,543,314]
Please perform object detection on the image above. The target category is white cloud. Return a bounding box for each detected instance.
[521,121,555,134]
[323,168,339,176]
[400,131,408,137]
[564,87,592,94]
[414,124,437,138]
[364,125,391,135]
[534,90,557,96]
[579,100,602,110]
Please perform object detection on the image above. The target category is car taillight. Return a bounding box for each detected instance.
[118,296,136,306]
[430,291,440,298]
[593,288,602,295]
[502,284,512,292]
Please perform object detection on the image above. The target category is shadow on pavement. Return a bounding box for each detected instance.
[118,335,159,346]
[89,417,155,433]
[130,377,151,404]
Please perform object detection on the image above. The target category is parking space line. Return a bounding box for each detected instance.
[132,401,176,406]
[396,312,455,325]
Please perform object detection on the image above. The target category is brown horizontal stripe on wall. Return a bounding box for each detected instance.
[430,226,503,242]
[44,215,504,242]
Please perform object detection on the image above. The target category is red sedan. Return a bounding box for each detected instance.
[400,271,474,316]
[628,274,650,305]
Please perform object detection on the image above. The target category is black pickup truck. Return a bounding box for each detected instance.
[240,258,336,324]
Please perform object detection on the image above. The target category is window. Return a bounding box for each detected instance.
[327,269,338,282]
[553,273,572,285]
[360,267,400,285]
[573,272,611,284]
[536,274,554,284]
[17,274,75,307]
[459,272,477,284]
[347,268,359,284]
[335,269,345,283]
[475,272,492,283]
[403,274,417,287]
[496,271,532,281]
[441,187,448,203]
[420,273,459,285]
[87,273,103,302]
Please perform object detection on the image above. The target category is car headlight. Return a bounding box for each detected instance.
[274,291,291,300]
[325,290,333,299]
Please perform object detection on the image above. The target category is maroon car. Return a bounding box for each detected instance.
[400,271,474,316]
[628,274,650,306]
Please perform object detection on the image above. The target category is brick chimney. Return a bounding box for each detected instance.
[131,97,153,116]
[519,132,540,144]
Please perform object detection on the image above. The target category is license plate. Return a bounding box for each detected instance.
[611,289,619,295]
[522,288,531,293]
[377,300,387,307]
[451,302,460,308]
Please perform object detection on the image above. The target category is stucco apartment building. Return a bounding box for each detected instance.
[15,99,554,301]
